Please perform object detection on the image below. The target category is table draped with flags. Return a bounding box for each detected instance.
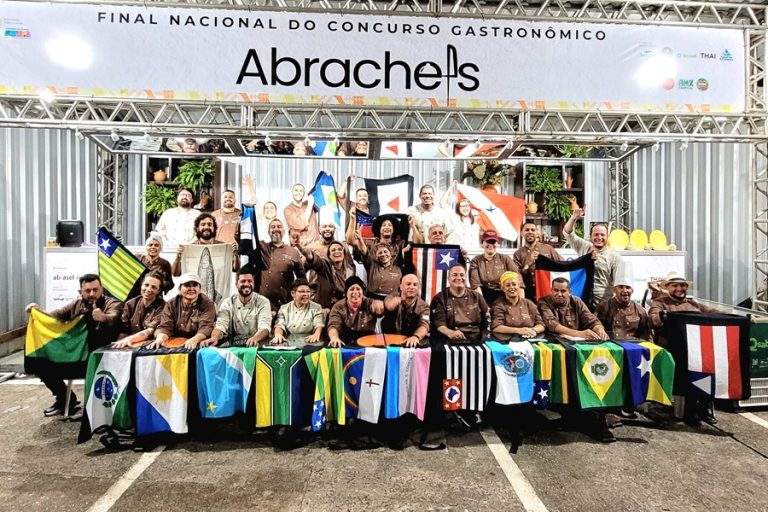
[455,184,525,242]
[78,338,677,438]
[534,254,595,304]
[663,312,751,401]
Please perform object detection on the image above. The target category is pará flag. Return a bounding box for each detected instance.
[355,210,375,239]
[196,347,256,419]
[383,347,432,420]
[309,171,341,226]
[620,342,675,406]
[84,349,133,433]
[443,344,492,411]
[97,226,147,302]
[569,341,625,409]
[365,175,414,215]
[25,308,88,363]
[534,253,595,304]
[410,244,462,304]
[487,341,535,405]
[135,353,188,435]
[456,184,525,242]
[664,312,751,400]
[255,348,305,427]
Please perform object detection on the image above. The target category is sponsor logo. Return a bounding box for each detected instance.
[697,78,709,91]
[662,78,675,91]
[720,49,733,61]
[3,28,30,39]
[678,79,694,90]
[700,52,717,59]
[677,52,697,59]
[662,47,673,55]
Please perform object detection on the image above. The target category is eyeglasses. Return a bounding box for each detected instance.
[485,239,498,244]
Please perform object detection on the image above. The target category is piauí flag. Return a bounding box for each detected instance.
[135,353,188,435]
[25,308,88,363]
[532,341,553,409]
[309,171,341,226]
[620,342,675,406]
[572,342,624,409]
[255,348,304,427]
[355,210,375,239]
[663,312,751,400]
[534,342,569,404]
[487,341,535,405]
[358,347,387,423]
[383,347,432,420]
[238,204,262,269]
[341,348,365,419]
[84,349,133,432]
[364,175,414,215]
[411,243,462,305]
[97,226,147,302]
[534,253,595,303]
[196,347,256,419]
[456,184,525,242]
[444,344,492,411]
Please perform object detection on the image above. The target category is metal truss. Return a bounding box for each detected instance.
[96,147,128,240]
[609,156,632,232]
[753,141,768,310]
[1,97,766,144]
[128,0,768,28]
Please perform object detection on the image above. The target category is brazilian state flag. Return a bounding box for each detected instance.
[568,341,625,409]
[25,308,89,378]
[97,226,146,302]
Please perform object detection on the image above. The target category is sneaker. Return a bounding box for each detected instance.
[66,400,82,416]
[619,409,638,419]
[43,401,64,417]
[600,424,617,443]
[699,410,718,425]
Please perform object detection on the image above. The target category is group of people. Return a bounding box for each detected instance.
[28,176,717,445]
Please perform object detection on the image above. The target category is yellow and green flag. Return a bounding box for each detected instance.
[97,226,146,301]
[572,341,624,409]
[25,308,88,363]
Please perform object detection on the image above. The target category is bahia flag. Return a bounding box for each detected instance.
[309,171,341,227]
[664,312,751,400]
[534,253,595,303]
[97,226,147,302]
[254,348,305,427]
[364,175,415,215]
[410,243,462,305]
[442,344,493,411]
[83,349,133,433]
[487,341,535,405]
[196,347,256,419]
[456,184,525,242]
[355,210,375,239]
[135,353,188,435]
[619,342,675,406]
[383,347,432,420]
[569,341,625,409]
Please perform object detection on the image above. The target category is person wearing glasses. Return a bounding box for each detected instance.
[272,278,324,347]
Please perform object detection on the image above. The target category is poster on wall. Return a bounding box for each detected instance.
[44,249,98,310]
[0,2,746,113]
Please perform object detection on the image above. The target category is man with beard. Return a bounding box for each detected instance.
[538,277,608,339]
[259,219,306,312]
[596,274,650,340]
[171,213,240,276]
[430,264,489,344]
[112,272,167,348]
[149,273,217,350]
[201,267,272,347]
[409,185,455,241]
[563,208,622,309]
[298,240,355,313]
[514,222,561,301]
[25,274,123,416]
[211,189,242,245]
[155,187,201,247]
[284,183,319,245]
[382,274,429,347]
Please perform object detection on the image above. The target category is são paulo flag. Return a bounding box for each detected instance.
[364,175,414,215]
[534,254,595,303]
[456,184,525,242]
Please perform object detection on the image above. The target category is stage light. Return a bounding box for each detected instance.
[75,130,84,141]
[619,141,629,152]
[143,132,151,142]
[304,135,311,147]
[264,134,272,146]
[333,136,340,146]
[39,89,56,104]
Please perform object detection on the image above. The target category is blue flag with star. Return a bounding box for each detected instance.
[97,226,147,301]
[196,347,257,419]
[408,244,463,304]
[619,342,651,407]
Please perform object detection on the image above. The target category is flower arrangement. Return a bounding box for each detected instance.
[461,160,513,187]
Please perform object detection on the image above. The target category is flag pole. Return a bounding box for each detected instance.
[344,174,352,231]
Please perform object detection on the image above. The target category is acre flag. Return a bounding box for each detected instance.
[25,308,88,364]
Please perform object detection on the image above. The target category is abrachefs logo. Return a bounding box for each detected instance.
[236,44,480,92]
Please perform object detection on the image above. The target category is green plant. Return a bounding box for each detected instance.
[556,144,591,159]
[544,192,573,223]
[574,220,585,239]
[176,159,213,193]
[525,166,563,194]
[142,183,177,215]
[461,160,512,187]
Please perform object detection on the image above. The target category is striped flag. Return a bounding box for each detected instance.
[443,344,492,411]
[97,227,147,301]
[534,253,595,303]
[355,210,375,238]
[255,348,305,427]
[456,184,525,242]
[383,347,432,420]
[410,243,461,304]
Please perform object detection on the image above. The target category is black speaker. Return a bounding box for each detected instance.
[56,220,84,247]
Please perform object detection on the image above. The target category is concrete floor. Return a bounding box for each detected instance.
[1,378,767,512]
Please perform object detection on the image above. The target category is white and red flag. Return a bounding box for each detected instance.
[456,184,525,242]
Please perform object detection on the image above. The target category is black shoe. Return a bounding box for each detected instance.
[600,425,617,443]
[699,411,718,425]
[619,409,638,419]
[43,401,64,417]
[605,414,623,429]
[683,415,701,427]
[67,400,82,416]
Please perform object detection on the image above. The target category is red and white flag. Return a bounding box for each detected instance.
[364,175,414,216]
[685,324,743,399]
[456,184,525,242]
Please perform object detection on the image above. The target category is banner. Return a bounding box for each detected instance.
[181,243,233,305]
[0,2,745,112]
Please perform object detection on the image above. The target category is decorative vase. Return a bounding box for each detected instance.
[568,196,580,212]
[527,201,539,214]
[481,183,499,193]
[565,175,574,189]
[153,169,167,182]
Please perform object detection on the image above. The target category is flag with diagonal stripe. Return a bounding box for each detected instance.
[97,227,147,301]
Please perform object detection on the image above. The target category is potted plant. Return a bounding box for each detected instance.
[556,144,591,159]
[461,160,513,190]
[176,159,213,193]
[543,192,573,223]
[142,183,177,216]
